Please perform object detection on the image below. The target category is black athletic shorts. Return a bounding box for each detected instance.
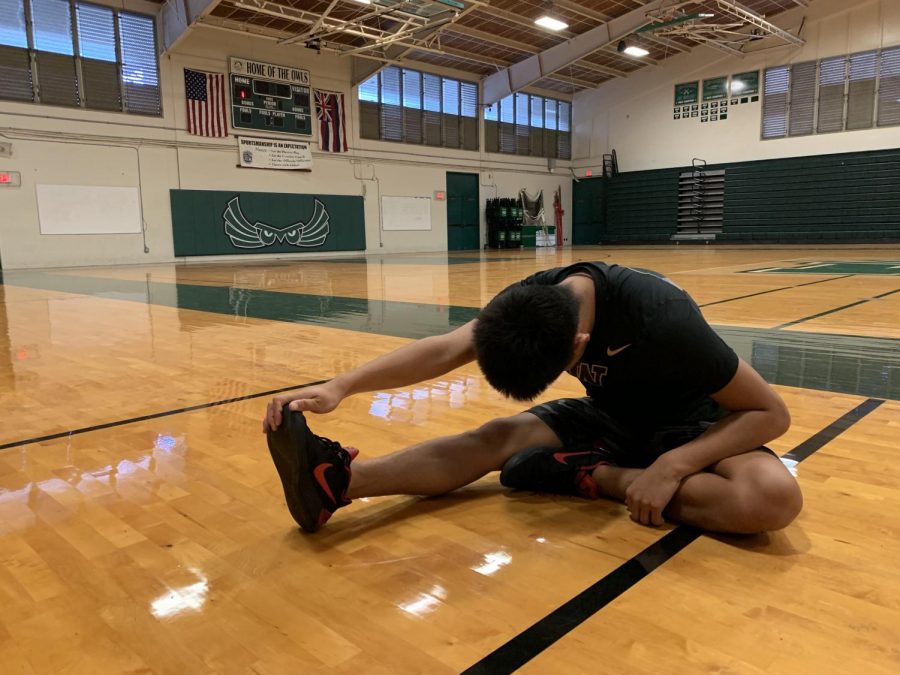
[526,397,776,469]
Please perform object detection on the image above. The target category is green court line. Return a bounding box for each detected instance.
[2,270,898,401]
[748,261,900,276]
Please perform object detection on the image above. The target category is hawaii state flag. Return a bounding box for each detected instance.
[314,90,348,152]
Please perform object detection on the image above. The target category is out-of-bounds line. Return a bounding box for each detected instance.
[700,274,854,308]
[775,287,900,329]
[462,397,884,675]
[0,379,327,452]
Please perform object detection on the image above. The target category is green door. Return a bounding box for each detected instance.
[447,172,480,251]
[572,177,605,245]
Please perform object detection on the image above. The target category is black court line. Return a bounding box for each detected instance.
[0,379,327,452]
[699,274,854,308]
[462,398,884,675]
[783,398,884,462]
[775,287,900,329]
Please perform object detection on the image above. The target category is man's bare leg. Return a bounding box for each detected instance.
[348,413,562,498]
[592,450,802,534]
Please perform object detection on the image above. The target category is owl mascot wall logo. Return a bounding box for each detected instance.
[223,196,330,249]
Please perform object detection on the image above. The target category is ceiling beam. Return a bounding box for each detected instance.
[342,12,458,56]
[278,0,415,45]
[446,24,539,54]
[713,0,804,46]
[481,0,667,104]
[552,0,613,23]
[161,0,227,52]
[444,24,627,78]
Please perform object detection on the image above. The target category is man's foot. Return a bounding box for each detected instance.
[500,444,615,499]
[266,405,358,532]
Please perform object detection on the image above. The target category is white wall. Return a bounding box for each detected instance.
[573,0,900,173]
[0,2,572,269]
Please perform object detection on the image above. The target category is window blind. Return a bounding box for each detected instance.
[0,0,33,101]
[498,94,515,154]
[118,12,160,115]
[442,77,460,148]
[358,72,379,139]
[76,3,119,111]
[846,50,876,130]
[357,65,478,150]
[762,65,789,138]
[877,46,900,127]
[422,72,441,146]
[816,55,846,133]
[788,61,816,136]
[460,81,477,150]
[529,95,544,157]
[32,0,79,107]
[557,100,571,159]
[515,92,530,155]
[380,66,402,141]
[402,68,422,144]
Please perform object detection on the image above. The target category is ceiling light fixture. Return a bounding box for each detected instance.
[624,45,650,57]
[535,15,568,31]
[617,40,649,58]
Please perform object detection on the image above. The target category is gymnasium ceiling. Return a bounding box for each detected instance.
[163,0,809,96]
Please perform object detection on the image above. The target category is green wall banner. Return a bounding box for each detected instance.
[703,76,728,101]
[674,81,699,105]
[730,71,759,97]
[170,189,365,256]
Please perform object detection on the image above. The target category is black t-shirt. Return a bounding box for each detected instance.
[519,262,739,427]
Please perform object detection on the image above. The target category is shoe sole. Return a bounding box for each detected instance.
[266,407,324,533]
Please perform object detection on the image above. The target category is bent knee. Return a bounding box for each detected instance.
[464,414,559,468]
[736,473,803,533]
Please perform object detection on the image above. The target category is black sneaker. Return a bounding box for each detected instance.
[266,405,358,533]
[500,443,616,499]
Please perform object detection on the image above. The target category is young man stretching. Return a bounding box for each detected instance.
[263,262,802,535]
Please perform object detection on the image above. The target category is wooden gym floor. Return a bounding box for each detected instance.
[0,245,898,674]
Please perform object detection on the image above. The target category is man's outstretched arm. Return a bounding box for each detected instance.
[263,320,477,431]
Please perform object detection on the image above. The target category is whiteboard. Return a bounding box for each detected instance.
[37,184,142,235]
[381,195,432,231]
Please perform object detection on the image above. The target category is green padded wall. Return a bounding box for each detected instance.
[600,168,681,243]
[719,149,900,242]
[572,177,605,245]
[579,148,900,244]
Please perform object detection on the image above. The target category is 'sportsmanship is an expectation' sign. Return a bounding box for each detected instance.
[238,136,313,170]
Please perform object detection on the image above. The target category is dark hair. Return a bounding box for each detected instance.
[474,284,580,401]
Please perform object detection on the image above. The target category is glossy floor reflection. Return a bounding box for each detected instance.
[0,245,899,673]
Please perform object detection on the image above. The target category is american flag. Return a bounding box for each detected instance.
[185,69,227,137]
[314,90,348,152]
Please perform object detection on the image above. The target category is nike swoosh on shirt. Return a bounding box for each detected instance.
[606,344,632,357]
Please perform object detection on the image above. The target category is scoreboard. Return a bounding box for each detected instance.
[229,57,312,136]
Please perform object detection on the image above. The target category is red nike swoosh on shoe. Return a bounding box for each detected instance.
[553,451,598,464]
[313,463,338,504]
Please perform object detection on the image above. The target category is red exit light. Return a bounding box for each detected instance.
[0,173,11,184]
[585,169,592,177]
